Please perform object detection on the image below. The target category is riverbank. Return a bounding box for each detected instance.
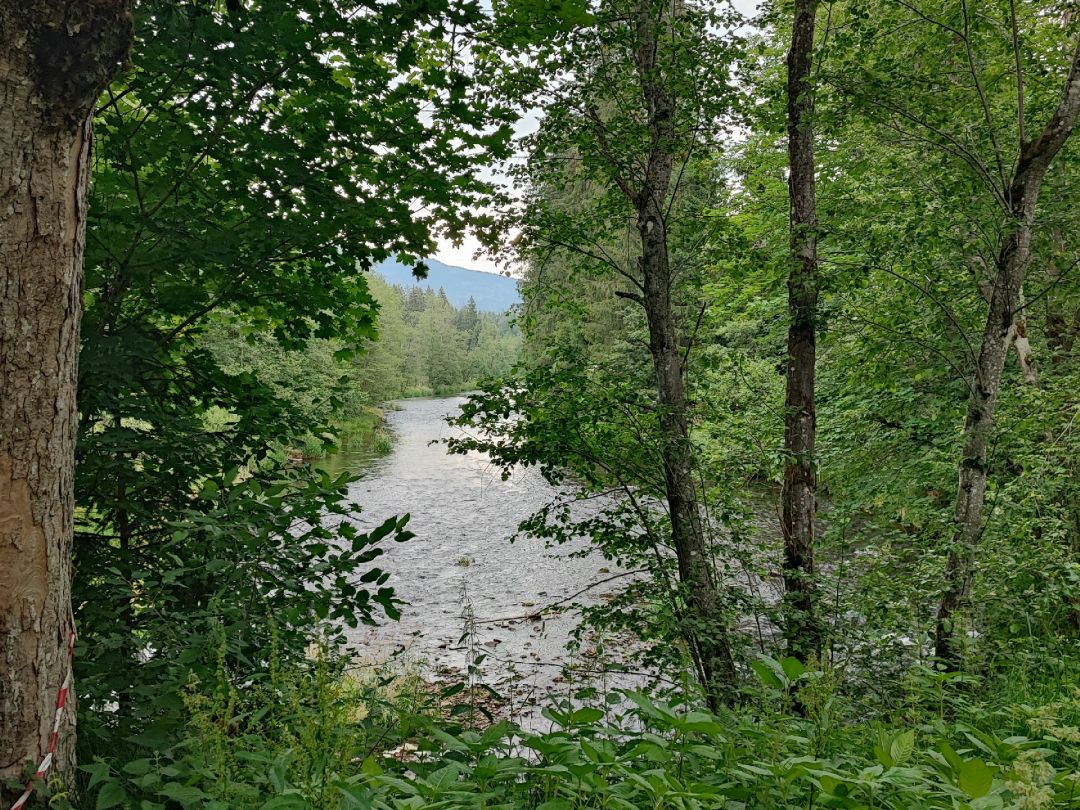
[292,405,394,460]
[333,407,395,454]
[298,388,480,461]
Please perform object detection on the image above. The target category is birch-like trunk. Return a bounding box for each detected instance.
[974,261,1039,384]
[0,1,131,795]
[934,35,1080,667]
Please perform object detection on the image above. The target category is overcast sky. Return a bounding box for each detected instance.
[433,0,763,275]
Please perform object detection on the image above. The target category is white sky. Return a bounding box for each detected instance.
[433,0,762,275]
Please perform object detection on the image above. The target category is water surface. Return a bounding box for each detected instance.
[336,396,638,722]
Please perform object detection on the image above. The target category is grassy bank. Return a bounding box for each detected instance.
[292,405,394,459]
[333,406,394,454]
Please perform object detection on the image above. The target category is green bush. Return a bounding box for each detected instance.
[77,644,1080,809]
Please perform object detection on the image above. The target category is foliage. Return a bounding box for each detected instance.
[198,275,520,443]
[78,646,1080,809]
[715,0,1080,668]
[73,0,512,792]
[76,461,414,788]
[57,0,1080,806]
[355,276,521,401]
[457,0,1080,686]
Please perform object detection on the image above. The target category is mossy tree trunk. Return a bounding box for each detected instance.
[781,0,823,665]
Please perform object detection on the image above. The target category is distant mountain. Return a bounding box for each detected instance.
[374,258,520,313]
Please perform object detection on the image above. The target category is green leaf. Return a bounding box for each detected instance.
[818,773,849,796]
[96,782,128,810]
[122,758,151,776]
[439,681,465,698]
[889,730,915,766]
[780,657,806,680]
[750,656,786,690]
[874,730,894,768]
[334,780,374,808]
[369,516,399,542]
[82,761,110,790]
[158,783,208,805]
[260,794,310,809]
[425,763,463,790]
[937,741,964,772]
[568,707,605,725]
[959,758,994,798]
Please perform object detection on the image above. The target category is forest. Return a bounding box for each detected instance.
[202,276,520,454]
[1,0,1079,808]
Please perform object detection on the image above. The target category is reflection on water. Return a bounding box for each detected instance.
[315,441,384,479]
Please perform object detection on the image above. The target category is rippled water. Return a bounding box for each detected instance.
[334,396,640,722]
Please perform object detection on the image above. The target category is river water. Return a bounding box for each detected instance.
[331,396,641,723]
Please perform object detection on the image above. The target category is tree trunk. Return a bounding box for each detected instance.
[974,262,1039,384]
[0,1,132,797]
[632,0,736,708]
[639,200,737,706]
[781,0,823,663]
[934,35,1080,667]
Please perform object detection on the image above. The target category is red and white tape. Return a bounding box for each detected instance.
[9,630,75,810]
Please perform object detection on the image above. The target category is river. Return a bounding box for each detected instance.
[330,396,642,725]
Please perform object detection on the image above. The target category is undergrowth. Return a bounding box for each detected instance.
[73,638,1080,809]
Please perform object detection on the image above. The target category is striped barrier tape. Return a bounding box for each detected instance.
[9,630,76,810]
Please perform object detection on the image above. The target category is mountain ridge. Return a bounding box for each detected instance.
[374,258,520,313]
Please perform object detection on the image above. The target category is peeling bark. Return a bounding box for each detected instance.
[0,0,132,796]
[934,34,1080,668]
[781,0,823,663]
[1006,285,1038,386]
[973,258,1039,384]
